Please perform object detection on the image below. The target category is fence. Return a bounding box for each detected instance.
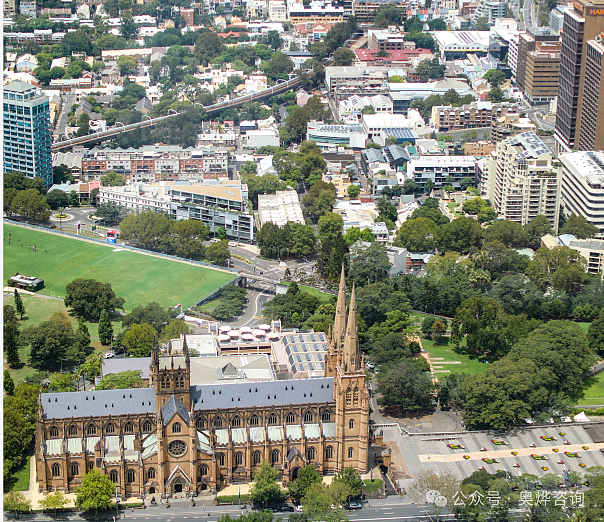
[4,219,240,311]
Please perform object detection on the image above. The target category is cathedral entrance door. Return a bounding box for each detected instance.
[174,479,183,493]
[291,467,299,480]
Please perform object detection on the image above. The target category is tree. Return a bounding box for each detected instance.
[46,372,77,392]
[64,279,125,320]
[347,184,361,199]
[53,165,75,185]
[348,242,392,286]
[302,181,337,223]
[120,11,139,40]
[122,323,156,357]
[376,360,434,410]
[4,491,32,515]
[11,189,51,224]
[206,240,231,266]
[332,48,356,66]
[45,189,70,210]
[4,370,15,395]
[588,309,604,355]
[22,312,82,371]
[483,219,527,247]
[4,187,18,218]
[525,245,587,292]
[95,370,147,390]
[524,214,553,249]
[462,197,497,223]
[249,459,285,507]
[75,469,115,517]
[95,202,130,224]
[437,217,484,254]
[289,464,322,502]
[410,469,462,521]
[4,308,21,368]
[410,204,450,226]
[474,16,490,30]
[428,18,447,30]
[488,86,504,102]
[14,289,25,320]
[371,333,413,366]
[333,467,362,498]
[81,352,103,379]
[483,69,506,87]
[98,308,113,346]
[561,214,600,239]
[394,217,439,252]
[451,297,507,357]
[268,52,294,79]
[39,490,69,517]
[100,171,126,187]
[421,316,436,338]
[240,161,257,176]
[431,318,447,343]
[117,55,137,76]
[4,171,47,195]
[302,482,340,521]
[160,319,193,343]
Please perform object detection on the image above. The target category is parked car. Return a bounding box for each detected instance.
[348,502,362,510]
[295,506,303,512]
[279,506,294,512]
[210,238,220,243]
[228,241,237,247]
[103,352,115,359]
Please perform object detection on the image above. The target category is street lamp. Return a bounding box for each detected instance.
[60,358,68,373]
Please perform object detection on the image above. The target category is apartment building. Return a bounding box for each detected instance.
[464,140,497,156]
[287,1,344,24]
[269,0,288,21]
[306,122,368,151]
[471,0,505,25]
[3,81,52,187]
[81,146,228,182]
[4,0,16,17]
[560,151,604,238]
[325,66,389,93]
[491,132,560,228]
[100,181,254,240]
[577,33,604,151]
[367,27,409,51]
[554,0,604,153]
[431,101,518,132]
[353,0,407,23]
[406,156,477,190]
[542,233,604,277]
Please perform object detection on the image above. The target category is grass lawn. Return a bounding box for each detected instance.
[577,322,591,335]
[577,372,604,406]
[4,224,234,310]
[3,293,107,383]
[362,478,383,495]
[280,282,334,304]
[6,457,30,492]
[421,337,488,375]
[448,202,462,217]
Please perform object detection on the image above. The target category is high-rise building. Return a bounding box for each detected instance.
[554,0,604,153]
[491,132,561,228]
[3,81,52,187]
[578,33,604,150]
[560,150,604,237]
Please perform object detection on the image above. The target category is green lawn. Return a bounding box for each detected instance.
[4,224,234,310]
[3,293,106,383]
[577,372,604,406]
[577,322,591,335]
[6,457,30,492]
[421,337,488,375]
[448,202,462,217]
[281,282,335,304]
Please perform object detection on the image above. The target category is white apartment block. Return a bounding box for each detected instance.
[406,156,478,190]
[258,190,305,227]
[491,132,560,228]
[269,0,288,21]
[560,151,604,238]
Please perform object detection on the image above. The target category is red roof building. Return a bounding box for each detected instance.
[354,48,433,67]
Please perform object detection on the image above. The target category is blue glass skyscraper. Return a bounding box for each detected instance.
[3,81,53,187]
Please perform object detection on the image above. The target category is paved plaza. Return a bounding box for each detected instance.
[382,423,604,484]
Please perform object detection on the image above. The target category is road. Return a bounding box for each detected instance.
[54,94,76,138]
[523,0,536,32]
[15,501,455,522]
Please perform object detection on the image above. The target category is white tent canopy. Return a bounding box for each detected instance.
[574,411,590,423]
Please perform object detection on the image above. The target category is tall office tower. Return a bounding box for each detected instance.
[554,0,604,153]
[3,81,53,187]
[578,33,604,150]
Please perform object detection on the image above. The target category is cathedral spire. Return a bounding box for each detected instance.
[342,283,361,373]
[332,264,347,352]
[183,334,190,363]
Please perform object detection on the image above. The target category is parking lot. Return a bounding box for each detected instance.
[382,424,604,482]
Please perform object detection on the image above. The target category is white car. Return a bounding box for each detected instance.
[103,352,114,359]
[210,238,220,243]
[295,506,303,512]
[228,241,237,247]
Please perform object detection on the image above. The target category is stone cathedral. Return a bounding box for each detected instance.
[35,268,370,496]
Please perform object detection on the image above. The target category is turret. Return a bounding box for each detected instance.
[342,284,361,374]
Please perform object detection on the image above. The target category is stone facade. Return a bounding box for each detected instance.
[35,270,369,496]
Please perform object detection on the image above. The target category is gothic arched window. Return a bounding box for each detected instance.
[321,410,331,422]
[307,447,316,461]
[249,414,259,426]
[52,463,61,477]
[49,425,59,438]
[304,410,313,423]
[235,452,243,466]
[268,412,278,425]
[253,450,262,465]
[68,425,78,437]
[71,462,79,476]
[271,449,280,464]
[348,447,354,459]
[199,464,208,477]
[87,424,97,436]
[127,468,136,483]
[231,415,242,428]
[109,469,118,482]
[142,420,153,433]
[286,412,295,424]
[172,422,182,434]
[147,467,156,479]
[325,446,334,460]
[349,419,354,430]
[124,422,134,434]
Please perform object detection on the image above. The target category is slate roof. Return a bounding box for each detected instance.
[161,395,190,426]
[286,445,303,462]
[190,378,334,410]
[42,388,155,420]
